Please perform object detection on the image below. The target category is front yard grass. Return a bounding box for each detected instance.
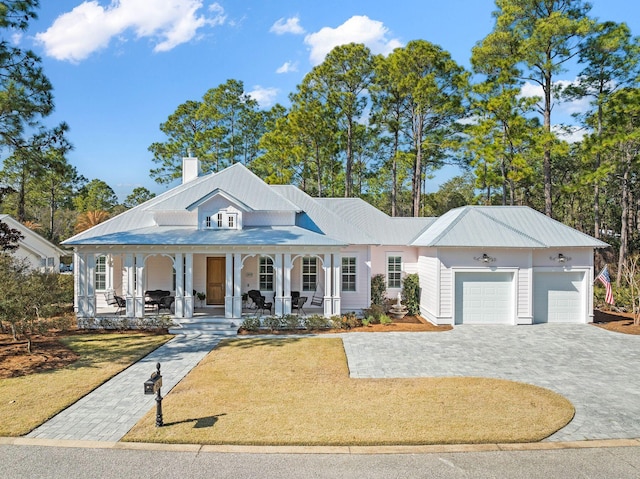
[0,332,172,436]
[124,337,574,446]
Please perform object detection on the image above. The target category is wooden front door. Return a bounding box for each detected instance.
[206,257,225,305]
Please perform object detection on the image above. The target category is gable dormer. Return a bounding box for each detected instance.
[204,206,242,230]
[188,189,249,231]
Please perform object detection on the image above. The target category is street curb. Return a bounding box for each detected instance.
[2,436,639,454]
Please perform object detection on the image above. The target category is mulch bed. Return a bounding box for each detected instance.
[592,309,640,335]
[238,315,452,335]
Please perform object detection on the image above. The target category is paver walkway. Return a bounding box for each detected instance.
[27,332,223,442]
[342,324,640,442]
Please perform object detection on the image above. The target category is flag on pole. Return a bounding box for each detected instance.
[596,265,615,305]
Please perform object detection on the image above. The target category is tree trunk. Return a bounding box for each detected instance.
[391,130,399,217]
[543,72,553,218]
[345,117,353,197]
[617,150,631,286]
[412,116,423,217]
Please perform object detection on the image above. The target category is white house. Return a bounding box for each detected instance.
[0,214,66,273]
[62,157,608,325]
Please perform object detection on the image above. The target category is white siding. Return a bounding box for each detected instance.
[439,261,453,319]
[145,255,174,292]
[417,248,438,319]
[517,267,532,323]
[339,246,369,310]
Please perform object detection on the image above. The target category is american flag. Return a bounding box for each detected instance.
[596,265,615,305]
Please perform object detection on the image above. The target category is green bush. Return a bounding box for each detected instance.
[332,312,360,329]
[380,314,392,325]
[303,314,330,330]
[371,274,386,306]
[362,304,384,323]
[402,273,421,315]
[263,315,282,331]
[282,314,301,330]
[241,316,261,331]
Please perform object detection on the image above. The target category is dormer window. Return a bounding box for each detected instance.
[204,208,241,230]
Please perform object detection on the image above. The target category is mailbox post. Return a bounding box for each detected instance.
[144,362,163,427]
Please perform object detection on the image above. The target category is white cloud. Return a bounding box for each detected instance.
[247,85,278,107]
[552,124,587,144]
[304,15,402,65]
[520,80,591,116]
[276,61,298,74]
[35,0,226,62]
[270,16,304,35]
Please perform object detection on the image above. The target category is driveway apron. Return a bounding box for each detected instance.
[27,332,222,442]
[341,324,640,442]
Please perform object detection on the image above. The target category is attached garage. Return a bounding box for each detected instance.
[533,272,584,323]
[455,272,514,324]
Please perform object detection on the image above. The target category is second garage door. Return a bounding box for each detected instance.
[455,272,514,324]
[533,272,584,323]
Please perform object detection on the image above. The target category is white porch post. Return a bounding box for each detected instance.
[283,253,292,315]
[74,252,86,317]
[332,253,341,315]
[225,253,233,318]
[174,253,184,318]
[184,253,194,318]
[323,253,332,317]
[86,254,96,318]
[275,254,283,316]
[233,253,242,318]
[135,254,145,318]
[124,254,134,317]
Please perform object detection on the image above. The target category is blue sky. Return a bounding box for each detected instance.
[16,0,640,200]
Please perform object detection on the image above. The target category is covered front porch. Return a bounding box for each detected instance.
[74,246,343,320]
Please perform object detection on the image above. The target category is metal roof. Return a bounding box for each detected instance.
[315,198,435,245]
[411,206,609,248]
[66,226,345,247]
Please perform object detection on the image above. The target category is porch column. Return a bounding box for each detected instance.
[332,253,341,315]
[174,253,184,318]
[323,254,332,317]
[86,254,96,318]
[124,254,135,317]
[75,252,87,317]
[184,253,194,318]
[283,253,292,315]
[225,253,233,318]
[233,253,242,318]
[135,253,145,318]
[275,254,283,316]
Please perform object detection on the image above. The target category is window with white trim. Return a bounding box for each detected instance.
[259,256,274,291]
[95,256,107,291]
[387,255,402,289]
[302,257,317,292]
[341,257,356,292]
[204,210,240,230]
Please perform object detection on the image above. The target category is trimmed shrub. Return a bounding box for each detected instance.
[303,314,330,330]
[263,315,282,332]
[402,273,421,315]
[282,314,301,330]
[371,274,386,306]
[241,316,261,331]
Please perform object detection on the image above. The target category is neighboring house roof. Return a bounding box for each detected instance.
[0,214,66,257]
[411,206,609,248]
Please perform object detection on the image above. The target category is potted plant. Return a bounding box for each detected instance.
[196,291,206,307]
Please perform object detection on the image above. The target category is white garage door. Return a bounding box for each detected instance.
[533,272,584,323]
[455,272,513,324]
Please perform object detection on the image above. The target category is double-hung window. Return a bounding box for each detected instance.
[95,256,107,291]
[387,255,402,289]
[302,257,317,291]
[341,257,356,292]
[259,256,274,291]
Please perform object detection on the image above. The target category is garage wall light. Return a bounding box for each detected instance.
[474,253,496,263]
[550,253,571,263]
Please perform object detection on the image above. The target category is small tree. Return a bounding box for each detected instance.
[0,221,24,251]
[0,254,69,353]
[621,255,640,326]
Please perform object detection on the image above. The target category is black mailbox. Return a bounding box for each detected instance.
[144,371,162,395]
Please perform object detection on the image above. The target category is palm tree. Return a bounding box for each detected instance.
[74,210,110,233]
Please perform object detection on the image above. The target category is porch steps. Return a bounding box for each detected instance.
[169,317,239,337]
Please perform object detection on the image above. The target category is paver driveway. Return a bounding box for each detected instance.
[342,324,640,442]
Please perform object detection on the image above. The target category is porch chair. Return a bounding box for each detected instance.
[247,290,272,315]
[310,286,323,307]
[104,291,125,315]
[292,295,307,315]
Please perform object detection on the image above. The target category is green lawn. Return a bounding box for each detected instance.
[0,332,172,436]
[124,337,574,446]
